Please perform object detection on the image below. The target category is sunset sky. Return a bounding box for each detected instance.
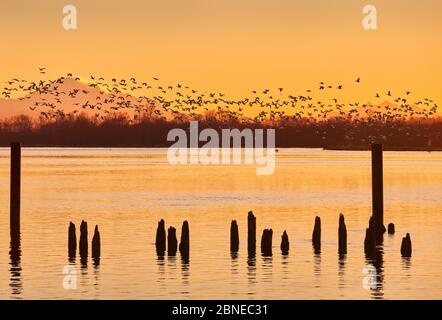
[1,0,441,106]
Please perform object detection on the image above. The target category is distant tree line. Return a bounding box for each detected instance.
[0,113,440,150]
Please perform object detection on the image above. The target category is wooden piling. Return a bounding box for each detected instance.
[247,211,256,256]
[92,225,101,259]
[10,143,21,239]
[371,144,386,234]
[167,227,177,256]
[179,221,190,259]
[388,223,395,234]
[338,214,347,255]
[401,233,412,257]
[68,222,77,258]
[155,219,166,255]
[230,220,239,253]
[280,230,289,255]
[312,216,321,253]
[364,217,376,256]
[79,220,88,260]
[261,229,273,256]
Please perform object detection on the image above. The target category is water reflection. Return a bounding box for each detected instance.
[181,257,190,294]
[230,252,239,275]
[247,255,256,290]
[401,257,412,280]
[167,255,178,281]
[313,253,321,288]
[281,254,289,280]
[9,233,23,297]
[261,255,273,283]
[338,254,346,289]
[156,255,166,288]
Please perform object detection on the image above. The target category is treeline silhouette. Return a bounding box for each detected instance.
[0,113,440,150]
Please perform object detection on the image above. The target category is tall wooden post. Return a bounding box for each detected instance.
[10,143,21,239]
[247,211,256,257]
[312,216,321,254]
[371,144,386,234]
[68,222,77,259]
[179,220,190,260]
[155,219,166,256]
[230,220,239,253]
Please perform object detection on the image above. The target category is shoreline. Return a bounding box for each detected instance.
[0,144,439,151]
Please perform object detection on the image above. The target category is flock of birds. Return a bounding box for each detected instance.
[0,68,439,124]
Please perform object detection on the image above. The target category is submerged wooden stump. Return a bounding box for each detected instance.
[261,229,273,256]
[167,227,177,256]
[364,217,376,256]
[155,219,166,256]
[338,214,347,255]
[230,220,239,253]
[247,211,256,256]
[79,220,88,261]
[312,216,321,254]
[68,222,77,258]
[401,233,412,257]
[388,223,395,234]
[92,225,101,260]
[179,220,190,259]
[280,230,289,255]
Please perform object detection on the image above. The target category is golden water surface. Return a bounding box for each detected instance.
[0,148,441,299]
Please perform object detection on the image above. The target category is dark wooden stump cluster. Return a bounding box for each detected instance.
[231,211,289,257]
[68,220,101,264]
[156,220,190,260]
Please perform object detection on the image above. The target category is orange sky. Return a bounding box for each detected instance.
[0,0,441,108]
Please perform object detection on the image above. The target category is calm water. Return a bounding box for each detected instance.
[0,148,441,299]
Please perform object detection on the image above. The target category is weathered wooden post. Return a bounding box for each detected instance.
[10,143,21,239]
[230,220,239,253]
[92,225,101,260]
[338,214,347,255]
[155,219,166,255]
[179,221,190,259]
[79,220,88,261]
[167,227,177,256]
[280,230,289,255]
[68,222,77,258]
[247,211,256,256]
[371,144,386,235]
[261,229,273,256]
[400,233,412,257]
[364,217,376,256]
[388,223,395,234]
[312,216,321,253]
